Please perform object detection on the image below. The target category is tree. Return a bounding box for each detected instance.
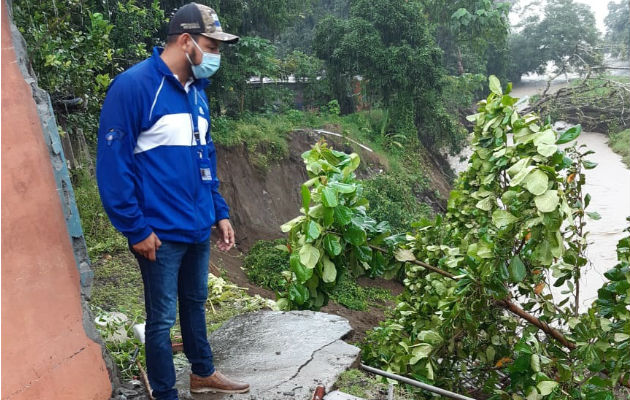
[421,0,512,78]
[604,1,630,59]
[313,0,462,150]
[509,0,602,82]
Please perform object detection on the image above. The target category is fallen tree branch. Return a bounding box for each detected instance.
[368,244,576,351]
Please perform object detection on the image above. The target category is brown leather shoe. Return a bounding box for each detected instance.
[190,371,250,394]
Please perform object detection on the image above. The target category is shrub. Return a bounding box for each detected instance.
[242,240,290,293]
[363,172,433,232]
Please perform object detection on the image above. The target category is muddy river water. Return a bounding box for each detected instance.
[448,81,630,311]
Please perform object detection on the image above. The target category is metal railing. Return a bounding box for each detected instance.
[360,363,476,400]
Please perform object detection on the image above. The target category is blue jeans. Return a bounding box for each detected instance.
[133,240,215,400]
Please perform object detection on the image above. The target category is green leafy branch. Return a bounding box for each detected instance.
[278,76,629,398]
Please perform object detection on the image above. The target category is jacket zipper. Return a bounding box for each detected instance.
[188,89,201,242]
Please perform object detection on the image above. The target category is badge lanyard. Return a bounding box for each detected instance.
[189,88,212,184]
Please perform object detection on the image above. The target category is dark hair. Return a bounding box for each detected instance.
[166,33,200,45]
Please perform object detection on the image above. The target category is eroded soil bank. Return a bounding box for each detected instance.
[209,127,450,338]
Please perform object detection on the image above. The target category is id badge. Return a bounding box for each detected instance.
[198,158,212,184]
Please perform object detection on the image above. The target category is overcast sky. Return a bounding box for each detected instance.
[511,0,612,34]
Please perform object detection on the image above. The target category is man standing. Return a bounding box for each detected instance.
[96,3,249,399]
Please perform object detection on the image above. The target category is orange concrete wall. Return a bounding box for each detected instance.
[1,2,112,399]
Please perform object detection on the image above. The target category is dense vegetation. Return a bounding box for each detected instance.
[278,77,630,398]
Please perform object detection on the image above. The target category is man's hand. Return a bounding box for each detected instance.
[216,219,235,252]
[132,232,162,261]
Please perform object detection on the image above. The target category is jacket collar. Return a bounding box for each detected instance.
[151,47,210,89]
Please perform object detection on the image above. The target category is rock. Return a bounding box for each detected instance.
[126,379,143,389]
[175,311,360,400]
[116,387,139,397]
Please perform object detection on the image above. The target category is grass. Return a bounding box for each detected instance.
[334,369,415,400]
[91,252,145,317]
[210,107,435,174]
[242,239,290,293]
[609,129,630,168]
[329,272,394,311]
[73,169,127,259]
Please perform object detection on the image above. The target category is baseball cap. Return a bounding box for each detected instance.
[167,2,239,44]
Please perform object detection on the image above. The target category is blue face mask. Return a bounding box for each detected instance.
[187,38,221,79]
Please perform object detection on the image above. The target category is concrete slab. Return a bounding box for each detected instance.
[175,311,360,400]
[323,390,366,400]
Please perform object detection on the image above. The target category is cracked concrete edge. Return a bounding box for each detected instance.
[262,339,361,399]
[6,1,119,390]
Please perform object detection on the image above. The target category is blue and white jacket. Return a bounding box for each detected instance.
[96,47,229,245]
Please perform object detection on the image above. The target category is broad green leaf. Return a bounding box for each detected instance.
[301,185,311,213]
[492,210,518,228]
[321,187,338,207]
[466,112,482,122]
[425,360,434,381]
[274,244,289,252]
[501,94,517,106]
[536,143,557,157]
[308,204,323,218]
[614,333,630,342]
[321,256,337,283]
[305,220,321,241]
[451,7,469,19]
[489,75,502,95]
[486,346,496,363]
[409,343,432,365]
[530,354,540,372]
[509,256,526,283]
[477,242,493,259]
[344,223,367,246]
[556,124,581,144]
[356,245,372,262]
[525,169,549,195]
[586,211,601,220]
[302,177,318,187]
[323,207,334,227]
[299,244,320,269]
[394,248,416,262]
[417,330,442,345]
[536,381,558,396]
[333,206,353,226]
[342,153,360,176]
[281,215,305,233]
[323,234,342,256]
[583,160,598,169]
[288,283,309,305]
[533,129,555,146]
[329,182,356,194]
[600,318,612,332]
[511,166,535,187]
[275,298,290,310]
[476,197,494,211]
[290,253,313,283]
[526,388,542,400]
[507,157,531,177]
[535,190,559,213]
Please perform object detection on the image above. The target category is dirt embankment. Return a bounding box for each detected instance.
[210,127,452,338]
[215,128,451,249]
